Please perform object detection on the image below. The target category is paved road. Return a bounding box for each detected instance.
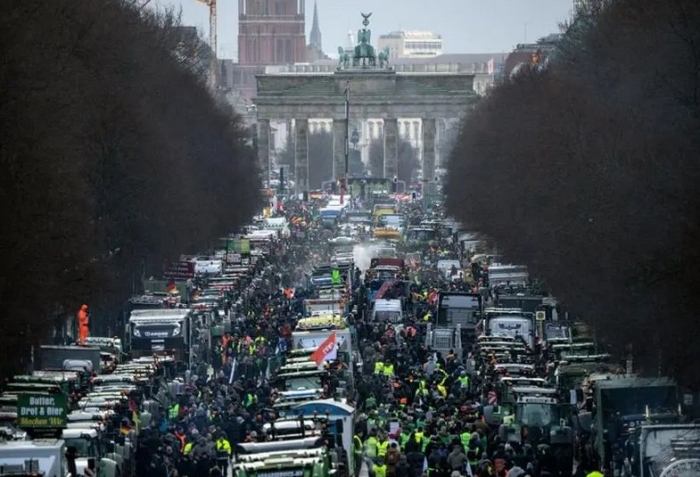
[359,461,370,477]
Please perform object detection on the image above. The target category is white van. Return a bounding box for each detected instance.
[264,217,291,238]
[191,257,223,275]
[372,299,403,323]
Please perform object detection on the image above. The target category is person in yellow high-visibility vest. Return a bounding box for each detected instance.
[364,433,379,458]
[382,362,394,378]
[377,435,389,458]
[373,460,387,477]
[353,434,363,477]
[374,361,385,374]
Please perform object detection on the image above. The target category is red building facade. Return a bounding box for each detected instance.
[237,0,307,65]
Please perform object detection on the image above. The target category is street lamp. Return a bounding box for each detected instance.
[341,82,350,205]
[351,128,360,149]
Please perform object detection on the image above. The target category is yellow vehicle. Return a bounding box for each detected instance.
[372,204,397,226]
[373,227,402,240]
[296,315,346,331]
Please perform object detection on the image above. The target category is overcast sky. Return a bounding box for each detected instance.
[156,0,574,58]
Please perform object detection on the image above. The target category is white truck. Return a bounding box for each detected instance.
[61,427,119,477]
[484,308,536,349]
[489,263,529,287]
[0,438,66,476]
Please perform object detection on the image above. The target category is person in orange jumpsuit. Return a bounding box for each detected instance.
[77,304,89,345]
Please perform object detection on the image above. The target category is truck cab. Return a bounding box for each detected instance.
[484,307,536,349]
[497,395,575,476]
[61,427,118,477]
[371,299,403,323]
[0,438,68,477]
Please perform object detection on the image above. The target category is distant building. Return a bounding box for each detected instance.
[237,0,306,65]
[230,0,330,103]
[264,53,502,79]
[500,33,563,80]
[306,1,328,62]
[378,31,443,59]
[343,30,356,56]
[232,0,308,102]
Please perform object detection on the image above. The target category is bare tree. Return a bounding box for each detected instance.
[0,0,261,376]
[446,0,700,387]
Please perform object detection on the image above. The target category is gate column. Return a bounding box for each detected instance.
[294,119,310,194]
[422,117,437,196]
[332,119,347,181]
[383,118,398,179]
[257,118,271,184]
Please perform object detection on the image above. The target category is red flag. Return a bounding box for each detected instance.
[375,280,395,300]
[310,332,337,366]
[488,390,497,405]
[428,290,438,305]
[166,280,177,293]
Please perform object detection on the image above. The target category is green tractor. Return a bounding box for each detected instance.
[497,394,575,477]
[481,379,553,426]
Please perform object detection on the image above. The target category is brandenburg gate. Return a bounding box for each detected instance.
[254,13,478,195]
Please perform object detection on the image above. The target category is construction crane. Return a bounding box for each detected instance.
[195,0,217,90]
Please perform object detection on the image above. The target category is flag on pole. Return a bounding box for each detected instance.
[310,332,337,366]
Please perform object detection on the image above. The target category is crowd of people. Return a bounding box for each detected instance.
[127,198,602,477]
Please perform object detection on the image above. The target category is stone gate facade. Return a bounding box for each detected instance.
[254,63,478,195]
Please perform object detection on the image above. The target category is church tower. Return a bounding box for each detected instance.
[309,1,322,52]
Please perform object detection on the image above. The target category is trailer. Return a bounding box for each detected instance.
[38,346,102,373]
[425,323,463,361]
[593,376,679,471]
[638,424,700,477]
[436,292,482,344]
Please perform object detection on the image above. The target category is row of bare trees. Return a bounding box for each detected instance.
[0,0,260,374]
[446,0,700,387]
